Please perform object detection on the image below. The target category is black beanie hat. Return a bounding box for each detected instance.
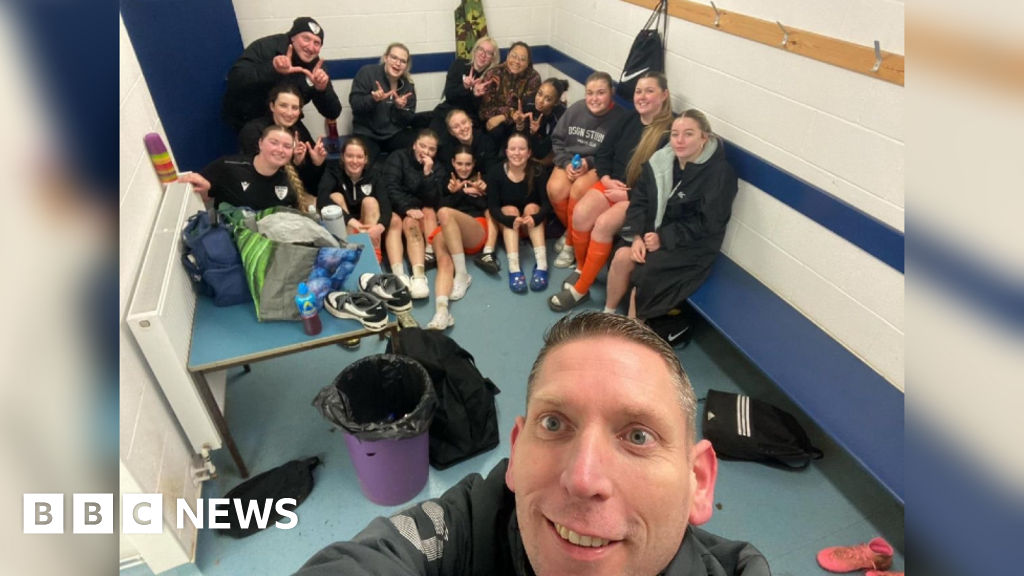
[288,17,324,42]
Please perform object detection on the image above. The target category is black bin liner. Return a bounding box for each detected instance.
[313,354,436,442]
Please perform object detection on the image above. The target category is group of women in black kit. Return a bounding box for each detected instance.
[189,15,738,331]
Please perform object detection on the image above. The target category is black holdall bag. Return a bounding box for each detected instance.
[702,390,824,469]
[387,328,501,469]
[616,0,669,100]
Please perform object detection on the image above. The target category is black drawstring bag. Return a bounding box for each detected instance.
[702,390,823,469]
[217,457,321,538]
[616,0,668,100]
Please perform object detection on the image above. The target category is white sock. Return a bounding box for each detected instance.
[534,246,548,271]
[508,253,521,274]
[568,284,584,300]
[426,243,434,255]
[392,263,407,277]
[483,246,494,255]
[436,296,449,309]
[452,253,467,277]
[603,306,617,314]
[412,264,426,278]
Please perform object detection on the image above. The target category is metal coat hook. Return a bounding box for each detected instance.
[776,21,789,47]
[710,2,721,28]
[872,40,882,72]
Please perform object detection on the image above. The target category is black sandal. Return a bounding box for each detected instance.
[474,252,501,274]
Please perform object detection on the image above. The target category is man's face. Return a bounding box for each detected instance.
[291,32,322,63]
[506,336,717,576]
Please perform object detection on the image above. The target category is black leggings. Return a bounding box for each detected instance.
[361,130,418,167]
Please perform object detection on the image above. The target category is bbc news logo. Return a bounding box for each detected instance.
[23,494,298,534]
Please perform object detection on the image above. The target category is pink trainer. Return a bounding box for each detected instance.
[816,537,894,572]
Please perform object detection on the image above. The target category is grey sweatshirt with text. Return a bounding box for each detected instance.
[551,100,628,170]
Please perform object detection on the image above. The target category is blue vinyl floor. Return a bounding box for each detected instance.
[127,242,904,575]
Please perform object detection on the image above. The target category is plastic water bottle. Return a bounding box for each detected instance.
[571,153,582,170]
[295,282,322,336]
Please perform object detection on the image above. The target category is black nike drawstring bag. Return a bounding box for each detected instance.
[616,0,668,100]
[702,390,823,469]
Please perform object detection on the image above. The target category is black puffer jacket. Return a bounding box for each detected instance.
[293,460,771,576]
[383,148,444,216]
[222,33,342,131]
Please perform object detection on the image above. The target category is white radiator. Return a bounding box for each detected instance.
[127,183,225,453]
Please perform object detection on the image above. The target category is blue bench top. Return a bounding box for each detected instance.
[688,255,904,505]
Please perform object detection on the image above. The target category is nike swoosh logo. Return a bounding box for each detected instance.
[668,327,689,342]
[621,67,651,83]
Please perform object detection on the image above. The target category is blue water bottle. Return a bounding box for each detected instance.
[295,282,323,336]
[571,153,582,170]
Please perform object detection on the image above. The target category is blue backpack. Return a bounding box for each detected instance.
[181,210,251,307]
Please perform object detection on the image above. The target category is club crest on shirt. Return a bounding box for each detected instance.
[275,186,289,200]
[360,184,373,196]
[241,181,250,191]
[308,22,321,35]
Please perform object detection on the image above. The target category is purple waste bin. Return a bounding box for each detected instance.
[344,432,430,505]
[313,354,436,506]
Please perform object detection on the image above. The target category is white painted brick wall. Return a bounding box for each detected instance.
[549,0,904,389]
[119,14,199,562]
[231,0,556,138]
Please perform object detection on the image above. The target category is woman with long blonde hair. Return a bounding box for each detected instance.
[548,71,674,312]
[431,36,499,135]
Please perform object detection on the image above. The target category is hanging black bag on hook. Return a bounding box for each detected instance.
[616,0,669,100]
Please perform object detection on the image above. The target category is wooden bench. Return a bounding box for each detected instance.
[688,255,904,505]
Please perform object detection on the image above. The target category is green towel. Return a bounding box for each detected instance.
[455,0,489,60]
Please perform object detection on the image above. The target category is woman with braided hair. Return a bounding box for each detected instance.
[180,124,315,212]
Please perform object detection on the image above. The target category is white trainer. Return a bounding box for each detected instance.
[451,274,473,301]
[409,275,430,299]
[554,233,566,253]
[553,244,576,268]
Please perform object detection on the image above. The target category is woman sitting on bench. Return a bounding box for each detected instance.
[605,111,738,319]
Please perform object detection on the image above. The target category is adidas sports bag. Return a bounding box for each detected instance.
[702,389,823,469]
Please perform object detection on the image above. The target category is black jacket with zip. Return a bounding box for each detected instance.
[383,148,443,216]
[293,460,770,576]
[350,63,417,140]
[316,164,391,228]
[222,33,342,131]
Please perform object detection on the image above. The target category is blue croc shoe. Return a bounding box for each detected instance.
[530,267,549,291]
[509,271,528,294]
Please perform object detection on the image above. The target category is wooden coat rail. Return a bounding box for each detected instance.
[621,0,905,86]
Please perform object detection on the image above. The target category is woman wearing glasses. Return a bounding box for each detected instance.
[431,36,499,135]
[476,41,541,151]
[350,42,418,162]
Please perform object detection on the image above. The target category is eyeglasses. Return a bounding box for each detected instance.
[387,54,408,66]
[507,53,529,63]
[477,48,495,57]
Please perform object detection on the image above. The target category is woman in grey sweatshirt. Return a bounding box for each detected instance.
[546,71,627,268]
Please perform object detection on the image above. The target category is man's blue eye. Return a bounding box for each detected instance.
[628,429,650,445]
[542,416,561,432]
